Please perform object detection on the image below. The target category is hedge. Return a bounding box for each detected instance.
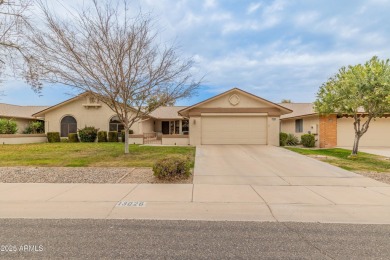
[153,156,191,180]
[280,132,288,146]
[97,131,107,142]
[108,131,118,142]
[301,134,316,147]
[78,126,98,142]
[68,133,79,143]
[47,132,60,143]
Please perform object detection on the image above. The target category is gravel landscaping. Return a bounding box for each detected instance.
[308,155,390,185]
[0,167,193,184]
[354,171,390,185]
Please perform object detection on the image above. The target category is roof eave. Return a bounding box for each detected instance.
[178,87,293,115]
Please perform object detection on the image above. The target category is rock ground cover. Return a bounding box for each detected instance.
[0,167,193,184]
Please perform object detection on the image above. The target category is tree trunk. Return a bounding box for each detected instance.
[124,125,129,154]
[352,134,361,155]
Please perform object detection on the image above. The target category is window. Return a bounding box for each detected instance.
[163,120,183,135]
[109,116,125,132]
[175,120,180,134]
[182,120,189,135]
[61,116,77,137]
[295,119,303,133]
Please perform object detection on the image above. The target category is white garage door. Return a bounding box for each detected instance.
[201,116,267,144]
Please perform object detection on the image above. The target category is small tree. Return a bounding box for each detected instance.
[23,121,44,134]
[26,0,200,153]
[281,99,291,103]
[0,118,18,134]
[315,56,390,155]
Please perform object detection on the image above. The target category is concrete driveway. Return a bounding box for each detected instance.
[194,145,379,186]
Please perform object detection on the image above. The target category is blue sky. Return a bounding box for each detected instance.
[2,0,390,106]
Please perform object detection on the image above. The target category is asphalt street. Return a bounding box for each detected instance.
[1,219,389,259]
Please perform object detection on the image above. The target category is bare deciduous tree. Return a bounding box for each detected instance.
[27,0,201,153]
[0,0,31,80]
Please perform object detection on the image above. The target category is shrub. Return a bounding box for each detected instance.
[301,134,316,147]
[47,132,60,143]
[108,131,118,142]
[121,129,134,142]
[280,132,288,146]
[153,156,191,180]
[68,133,79,143]
[23,121,44,134]
[78,126,98,142]
[98,131,107,142]
[0,118,18,134]
[285,133,300,146]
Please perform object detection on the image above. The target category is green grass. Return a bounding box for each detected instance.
[0,143,195,167]
[285,147,390,173]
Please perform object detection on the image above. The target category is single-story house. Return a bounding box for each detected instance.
[3,88,390,147]
[280,103,390,148]
[32,88,292,146]
[0,103,48,133]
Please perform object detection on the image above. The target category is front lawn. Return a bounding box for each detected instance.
[0,143,195,167]
[285,147,390,173]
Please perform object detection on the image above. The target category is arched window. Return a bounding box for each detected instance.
[61,116,77,137]
[109,116,125,132]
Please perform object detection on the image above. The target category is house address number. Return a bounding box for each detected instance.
[116,201,146,207]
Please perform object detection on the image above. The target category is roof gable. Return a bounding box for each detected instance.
[32,93,88,117]
[179,88,292,116]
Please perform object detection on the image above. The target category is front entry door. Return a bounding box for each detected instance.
[162,121,170,134]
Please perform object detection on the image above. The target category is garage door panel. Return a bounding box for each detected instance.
[202,116,267,145]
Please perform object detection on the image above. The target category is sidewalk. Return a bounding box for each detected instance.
[1,182,390,224]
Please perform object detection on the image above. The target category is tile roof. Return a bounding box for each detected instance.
[0,103,49,119]
[149,106,188,119]
[279,103,316,119]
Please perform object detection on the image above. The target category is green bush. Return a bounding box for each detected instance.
[68,133,79,143]
[153,156,191,180]
[0,118,18,134]
[285,133,300,146]
[108,131,118,142]
[78,126,98,142]
[280,132,288,146]
[98,131,107,142]
[121,129,134,142]
[47,132,60,143]
[301,134,316,147]
[23,121,44,134]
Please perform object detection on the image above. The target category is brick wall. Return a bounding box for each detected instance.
[319,115,337,148]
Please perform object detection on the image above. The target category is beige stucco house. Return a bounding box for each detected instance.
[32,88,292,146]
[280,103,390,148]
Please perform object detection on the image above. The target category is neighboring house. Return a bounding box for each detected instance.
[0,103,48,133]
[280,103,390,148]
[32,88,292,146]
